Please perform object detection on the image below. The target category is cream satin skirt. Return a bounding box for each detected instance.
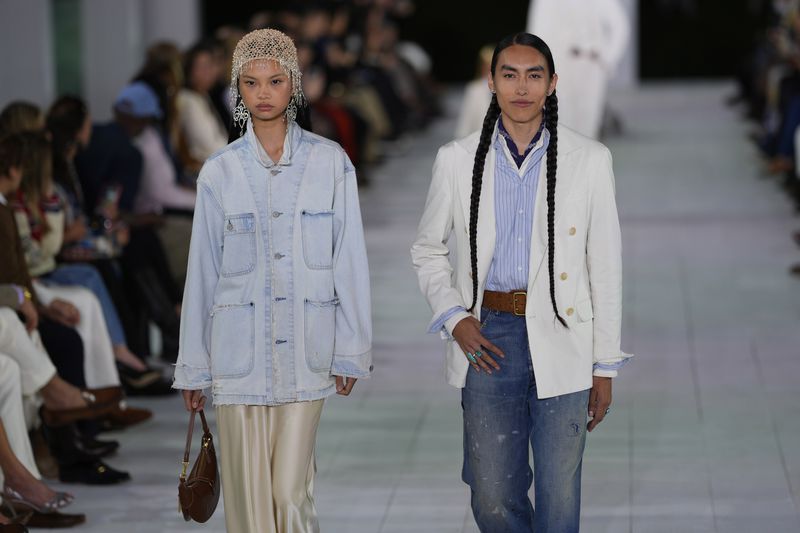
[216,400,324,533]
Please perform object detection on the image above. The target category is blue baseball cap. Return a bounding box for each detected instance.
[114,82,163,119]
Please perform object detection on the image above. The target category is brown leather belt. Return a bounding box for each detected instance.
[482,290,527,316]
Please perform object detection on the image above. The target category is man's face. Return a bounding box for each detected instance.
[488,44,558,126]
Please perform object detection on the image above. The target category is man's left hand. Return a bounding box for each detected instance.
[587,376,612,432]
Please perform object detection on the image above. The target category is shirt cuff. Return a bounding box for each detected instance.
[428,306,470,341]
[592,352,634,378]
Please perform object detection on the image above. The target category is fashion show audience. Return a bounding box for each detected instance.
[734,0,800,276]
[0,0,435,528]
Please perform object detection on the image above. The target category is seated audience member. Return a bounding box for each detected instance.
[176,41,229,167]
[115,83,197,289]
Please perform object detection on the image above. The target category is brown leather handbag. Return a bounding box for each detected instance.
[178,410,220,523]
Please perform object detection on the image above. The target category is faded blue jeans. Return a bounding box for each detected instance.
[462,308,590,533]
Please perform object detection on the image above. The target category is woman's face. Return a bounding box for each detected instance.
[238,59,293,124]
[190,51,221,93]
[488,44,558,126]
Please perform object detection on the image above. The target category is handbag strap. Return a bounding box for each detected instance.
[180,410,210,481]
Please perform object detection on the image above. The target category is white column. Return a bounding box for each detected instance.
[80,0,145,121]
[141,0,200,50]
[0,0,55,109]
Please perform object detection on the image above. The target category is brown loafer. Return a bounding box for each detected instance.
[24,510,85,528]
[39,391,117,427]
[101,403,153,431]
[83,386,124,405]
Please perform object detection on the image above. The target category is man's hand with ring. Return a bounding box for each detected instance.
[587,376,612,432]
[452,316,504,375]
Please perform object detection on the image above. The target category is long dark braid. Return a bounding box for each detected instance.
[545,91,567,327]
[467,95,501,312]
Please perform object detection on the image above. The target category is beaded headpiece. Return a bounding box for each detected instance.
[230,29,304,122]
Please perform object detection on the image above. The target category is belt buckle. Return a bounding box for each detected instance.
[511,291,526,316]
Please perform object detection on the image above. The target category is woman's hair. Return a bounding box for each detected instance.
[0,101,44,137]
[17,131,54,233]
[183,40,220,90]
[0,134,25,177]
[46,96,88,190]
[467,32,566,328]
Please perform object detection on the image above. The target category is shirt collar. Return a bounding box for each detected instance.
[0,192,7,206]
[496,114,546,167]
[246,119,300,169]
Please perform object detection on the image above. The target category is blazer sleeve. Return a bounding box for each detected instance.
[586,147,632,377]
[172,162,223,390]
[411,145,472,336]
[330,153,373,378]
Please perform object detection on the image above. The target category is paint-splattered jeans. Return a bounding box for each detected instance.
[462,308,590,533]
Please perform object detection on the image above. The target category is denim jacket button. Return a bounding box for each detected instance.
[274,253,285,260]
[272,211,282,218]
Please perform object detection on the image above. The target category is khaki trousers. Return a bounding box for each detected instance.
[32,281,120,388]
[216,400,324,533]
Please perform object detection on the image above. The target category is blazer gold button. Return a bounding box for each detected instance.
[569,227,576,236]
[560,272,568,280]
[566,307,574,316]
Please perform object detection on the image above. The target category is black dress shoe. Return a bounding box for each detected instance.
[58,460,131,485]
[41,422,113,463]
[25,510,85,528]
[77,432,119,458]
[123,377,177,397]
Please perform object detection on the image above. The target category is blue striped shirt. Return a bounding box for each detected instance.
[428,118,548,332]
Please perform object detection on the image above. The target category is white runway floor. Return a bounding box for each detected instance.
[58,82,800,532]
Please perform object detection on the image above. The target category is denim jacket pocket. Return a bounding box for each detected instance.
[221,213,256,277]
[304,298,339,372]
[210,302,255,378]
[301,210,334,270]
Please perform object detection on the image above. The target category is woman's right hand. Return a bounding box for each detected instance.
[181,389,207,412]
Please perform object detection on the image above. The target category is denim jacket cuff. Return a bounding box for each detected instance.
[331,349,373,378]
[171,363,212,390]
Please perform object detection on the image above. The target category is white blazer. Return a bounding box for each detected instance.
[411,124,631,399]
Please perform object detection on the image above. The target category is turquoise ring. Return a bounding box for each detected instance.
[466,352,477,363]
[474,350,483,358]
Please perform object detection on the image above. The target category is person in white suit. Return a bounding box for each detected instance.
[527,0,629,139]
[411,33,631,532]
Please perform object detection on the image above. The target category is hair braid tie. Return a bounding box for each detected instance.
[468,95,501,313]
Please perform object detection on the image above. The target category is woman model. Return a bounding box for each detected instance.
[411,33,631,532]
[173,29,372,533]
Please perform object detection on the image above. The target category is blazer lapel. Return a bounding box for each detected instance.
[528,141,578,286]
[457,143,496,293]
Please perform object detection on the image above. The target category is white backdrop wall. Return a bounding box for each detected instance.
[0,0,200,120]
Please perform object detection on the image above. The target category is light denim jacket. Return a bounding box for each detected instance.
[172,121,372,405]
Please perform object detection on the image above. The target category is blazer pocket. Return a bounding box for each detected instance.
[304,298,339,372]
[210,302,255,378]
[301,210,334,270]
[576,298,594,323]
[221,213,256,277]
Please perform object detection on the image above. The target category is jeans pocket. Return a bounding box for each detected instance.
[221,213,256,277]
[304,298,338,372]
[210,302,255,378]
[301,210,334,270]
[479,308,496,331]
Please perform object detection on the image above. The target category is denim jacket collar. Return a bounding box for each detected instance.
[245,119,302,168]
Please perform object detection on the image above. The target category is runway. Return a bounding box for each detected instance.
[61,82,800,532]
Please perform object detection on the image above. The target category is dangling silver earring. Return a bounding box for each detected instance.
[285,100,297,123]
[233,100,250,135]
